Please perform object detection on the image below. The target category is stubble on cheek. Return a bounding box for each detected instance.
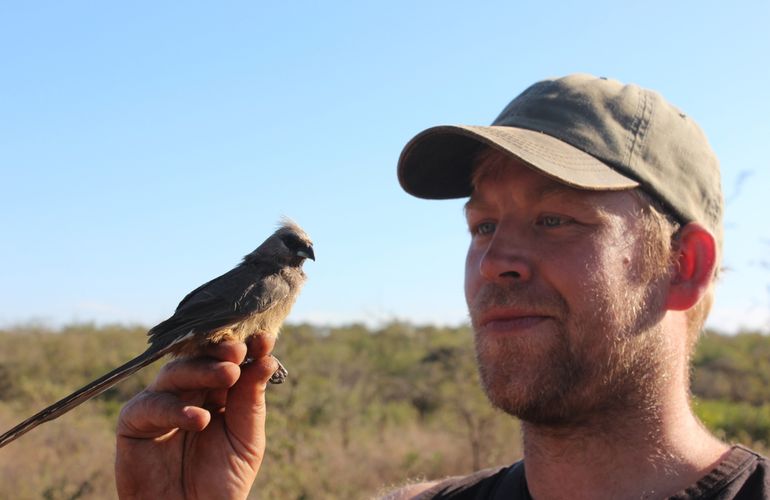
[465,207,674,426]
[473,322,589,424]
[555,252,671,424]
[467,283,581,423]
[468,248,671,426]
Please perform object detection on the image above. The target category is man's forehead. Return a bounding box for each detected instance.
[466,181,576,207]
[465,169,641,216]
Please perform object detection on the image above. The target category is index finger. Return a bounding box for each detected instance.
[201,340,248,364]
[148,341,248,393]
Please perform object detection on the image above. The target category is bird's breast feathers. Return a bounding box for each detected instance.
[204,267,305,345]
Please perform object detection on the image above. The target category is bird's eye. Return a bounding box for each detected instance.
[281,234,299,248]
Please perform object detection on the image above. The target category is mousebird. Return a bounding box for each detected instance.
[0,219,314,449]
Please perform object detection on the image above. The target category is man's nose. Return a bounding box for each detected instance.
[478,230,533,282]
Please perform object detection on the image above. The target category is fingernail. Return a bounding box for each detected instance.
[182,406,197,419]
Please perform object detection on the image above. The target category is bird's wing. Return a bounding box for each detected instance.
[148,263,290,349]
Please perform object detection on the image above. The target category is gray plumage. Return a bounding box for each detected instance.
[0,219,314,449]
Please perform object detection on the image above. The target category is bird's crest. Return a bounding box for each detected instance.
[275,216,312,245]
[277,216,306,235]
[243,217,314,265]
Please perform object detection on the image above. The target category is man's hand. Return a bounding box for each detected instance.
[115,336,278,499]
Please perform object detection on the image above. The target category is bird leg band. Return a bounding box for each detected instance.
[268,355,288,384]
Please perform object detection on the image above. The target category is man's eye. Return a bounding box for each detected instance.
[475,222,496,235]
[539,215,570,227]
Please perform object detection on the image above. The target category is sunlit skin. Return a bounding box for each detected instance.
[115,337,278,500]
[459,153,729,499]
[465,158,672,426]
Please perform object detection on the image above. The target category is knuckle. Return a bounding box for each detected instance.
[156,359,183,379]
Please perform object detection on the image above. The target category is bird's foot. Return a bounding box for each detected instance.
[269,356,288,384]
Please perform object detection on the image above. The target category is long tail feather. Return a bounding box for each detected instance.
[0,343,175,449]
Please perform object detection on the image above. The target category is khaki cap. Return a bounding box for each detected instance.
[397,74,723,247]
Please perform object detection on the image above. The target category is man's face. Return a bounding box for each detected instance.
[464,155,671,426]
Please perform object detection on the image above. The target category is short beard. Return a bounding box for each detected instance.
[470,275,670,428]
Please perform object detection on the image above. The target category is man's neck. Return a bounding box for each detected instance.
[520,396,729,500]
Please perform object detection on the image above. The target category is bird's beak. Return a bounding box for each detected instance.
[297,246,315,261]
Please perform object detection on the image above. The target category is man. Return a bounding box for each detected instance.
[115,74,770,499]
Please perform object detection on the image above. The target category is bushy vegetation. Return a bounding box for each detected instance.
[0,323,768,499]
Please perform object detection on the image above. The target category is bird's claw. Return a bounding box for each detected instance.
[269,356,288,384]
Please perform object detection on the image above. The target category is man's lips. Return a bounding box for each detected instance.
[476,310,553,332]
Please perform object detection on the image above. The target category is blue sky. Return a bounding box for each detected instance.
[1,1,768,333]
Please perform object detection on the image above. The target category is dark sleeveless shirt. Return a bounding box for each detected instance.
[415,446,770,499]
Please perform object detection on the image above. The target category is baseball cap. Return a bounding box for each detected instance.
[397,74,723,247]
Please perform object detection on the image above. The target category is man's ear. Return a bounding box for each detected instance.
[665,222,717,311]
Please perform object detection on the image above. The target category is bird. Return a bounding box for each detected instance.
[0,218,314,449]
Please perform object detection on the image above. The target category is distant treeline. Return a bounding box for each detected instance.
[0,322,768,499]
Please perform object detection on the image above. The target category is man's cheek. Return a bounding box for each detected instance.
[464,248,480,305]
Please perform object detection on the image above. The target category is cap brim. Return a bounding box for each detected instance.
[397,125,639,199]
